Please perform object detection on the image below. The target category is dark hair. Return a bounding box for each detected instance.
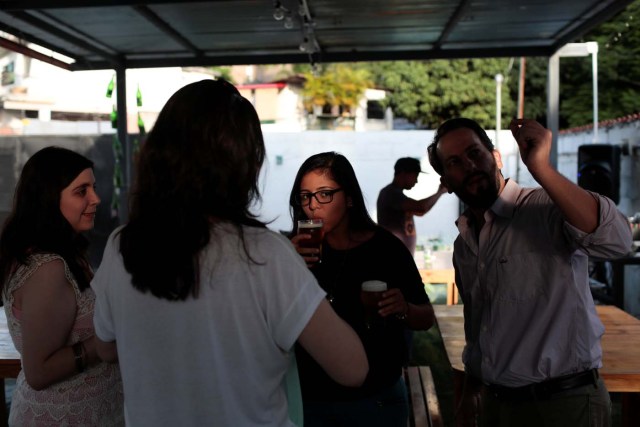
[427,118,494,176]
[289,152,376,234]
[0,146,94,292]
[119,79,266,301]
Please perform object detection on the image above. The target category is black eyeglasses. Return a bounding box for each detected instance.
[295,189,343,206]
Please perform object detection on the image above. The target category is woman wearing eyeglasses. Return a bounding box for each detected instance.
[288,152,435,427]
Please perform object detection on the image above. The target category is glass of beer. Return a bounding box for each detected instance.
[361,280,387,329]
[297,219,324,266]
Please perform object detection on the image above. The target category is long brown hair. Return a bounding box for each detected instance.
[119,79,266,301]
[0,147,94,291]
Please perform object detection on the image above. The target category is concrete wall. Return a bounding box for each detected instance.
[2,124,638,314]
[259,130,461,247]
[0,131,463,263]
[5,125,637,243]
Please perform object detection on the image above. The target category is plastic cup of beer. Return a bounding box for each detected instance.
[297,219,323,265]
[361,280,387,329]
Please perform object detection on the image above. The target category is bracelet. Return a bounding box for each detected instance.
[72,342,86,373]
[396,303,410,321]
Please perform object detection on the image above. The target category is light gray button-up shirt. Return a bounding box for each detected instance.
[453,179,632,387]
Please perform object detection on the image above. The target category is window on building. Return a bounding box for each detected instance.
[367,100,385,120]
[51,111,109,121]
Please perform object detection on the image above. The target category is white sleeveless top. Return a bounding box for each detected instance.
[3,253,124,426]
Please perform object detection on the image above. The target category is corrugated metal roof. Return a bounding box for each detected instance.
[0,0,633,70]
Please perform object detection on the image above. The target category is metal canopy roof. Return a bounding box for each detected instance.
[0,0,634,71]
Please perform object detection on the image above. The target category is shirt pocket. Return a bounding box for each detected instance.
[493,251,548,302]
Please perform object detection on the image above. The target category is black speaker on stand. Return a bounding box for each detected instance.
[577,144,621,204]
[578,144,622,304]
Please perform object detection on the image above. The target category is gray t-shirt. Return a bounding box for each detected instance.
[377,183,416,254]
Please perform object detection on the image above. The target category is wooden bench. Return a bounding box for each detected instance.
[404,366,444,427]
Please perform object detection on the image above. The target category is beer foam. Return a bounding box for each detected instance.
[298,220,322,229]
[361,280,387,292]
[298,222,322,229]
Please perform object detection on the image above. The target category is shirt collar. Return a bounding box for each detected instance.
[455,178,521,229]
[491,178,520,219]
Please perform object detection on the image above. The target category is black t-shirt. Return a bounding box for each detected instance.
[296,227,430,401]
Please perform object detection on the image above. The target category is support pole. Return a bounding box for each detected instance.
[517,57,526,119]
[546,54,559,169]
[495,73,503,150]
[115,65,129,219]
[590,42,599,143]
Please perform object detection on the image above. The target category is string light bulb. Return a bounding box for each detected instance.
[284,14,294,29]
[299,37,310,52]
[273,1,285,20]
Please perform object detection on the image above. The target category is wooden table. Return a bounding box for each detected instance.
[434,304,640,427]
[0,310,22,427]
[419,269,459,305]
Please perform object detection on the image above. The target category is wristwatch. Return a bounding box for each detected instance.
[396,303,410,321]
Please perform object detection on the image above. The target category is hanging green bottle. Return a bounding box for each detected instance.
[112,135,123,159]
[113,161,123,188]
[110,194,120,219]
[110,105,118,129]
[136,84,143,107]
[106,74,115,98]
[137,112,145,134]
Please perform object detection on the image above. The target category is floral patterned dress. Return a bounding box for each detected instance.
[3,253,123,426]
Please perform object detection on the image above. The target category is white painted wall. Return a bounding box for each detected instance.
[257,123,640,248]
[258,129,524,247]
[258,131,457,245]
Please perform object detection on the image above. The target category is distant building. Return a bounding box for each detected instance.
[0,47,392,134]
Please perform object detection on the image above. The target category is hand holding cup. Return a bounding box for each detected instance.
[294,219,323,268]
[361,280,387,329]
[361,283,409,328]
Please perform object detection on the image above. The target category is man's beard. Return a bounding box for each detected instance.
[455,170,500,210]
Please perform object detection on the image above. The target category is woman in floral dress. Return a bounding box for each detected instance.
[0,146,123,426]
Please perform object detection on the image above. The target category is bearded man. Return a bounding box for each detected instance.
[427,117,632,427]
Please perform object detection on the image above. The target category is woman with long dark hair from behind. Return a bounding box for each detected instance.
[289,152,435,427]
[0,146,123,425]
[92,79,368,427]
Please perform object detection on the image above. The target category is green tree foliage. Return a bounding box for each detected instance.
[563,0,640,127]
[364,59,516,128]
[302,64,371,115]
[208,66,234,83]
[503,57,547,125]
[297,1,638,129]
[508,0,640,128]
